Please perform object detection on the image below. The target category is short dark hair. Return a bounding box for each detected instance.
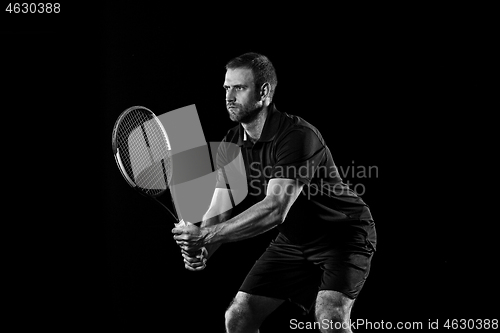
[225,52,278,101]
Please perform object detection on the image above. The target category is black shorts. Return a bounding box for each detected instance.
[239,222,376,313]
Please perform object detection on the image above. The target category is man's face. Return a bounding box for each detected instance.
[223,68,262,124]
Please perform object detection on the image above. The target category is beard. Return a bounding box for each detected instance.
[227,100,263,124]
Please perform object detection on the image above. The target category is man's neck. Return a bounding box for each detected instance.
[241,105,268,143]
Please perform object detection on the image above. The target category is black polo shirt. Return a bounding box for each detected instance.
[216,103,373,244]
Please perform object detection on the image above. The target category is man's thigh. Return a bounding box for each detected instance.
[238,236,320,312]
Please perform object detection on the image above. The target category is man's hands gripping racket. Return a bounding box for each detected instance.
[112,106,207,271]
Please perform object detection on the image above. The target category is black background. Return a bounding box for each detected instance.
[3,3,496,331]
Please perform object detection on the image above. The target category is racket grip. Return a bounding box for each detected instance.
[174,219,193,227]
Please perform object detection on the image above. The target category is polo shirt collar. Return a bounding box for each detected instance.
[237,103,279,146]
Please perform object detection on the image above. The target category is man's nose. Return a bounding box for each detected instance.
[226,89,236,102]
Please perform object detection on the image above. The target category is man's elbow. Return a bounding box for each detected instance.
[265,196,288,226]
[268,207,285,226]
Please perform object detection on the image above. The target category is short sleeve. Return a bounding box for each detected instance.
[215,138,230,189]
[214,139,246,190]
[269,128,325,185]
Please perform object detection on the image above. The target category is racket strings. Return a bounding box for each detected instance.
[128,114,170,193]
[116,111,150,182]
[120,117,168,193]
[139,120,171,191]
[116,109,172,195]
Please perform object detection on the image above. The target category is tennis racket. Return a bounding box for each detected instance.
[111,105,186,227]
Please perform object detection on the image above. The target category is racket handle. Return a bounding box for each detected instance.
[174,219,193,227]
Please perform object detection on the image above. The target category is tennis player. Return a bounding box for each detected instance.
[172,52,376,333]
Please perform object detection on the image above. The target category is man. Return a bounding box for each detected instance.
[172,52,376,333]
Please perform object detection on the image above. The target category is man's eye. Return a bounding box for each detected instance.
[223,86,244,91]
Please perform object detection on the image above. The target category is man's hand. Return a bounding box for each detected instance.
[172,221,208,253]
[182,247,208,271]
[172,221,211,271]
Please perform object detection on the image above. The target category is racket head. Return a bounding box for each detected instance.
[112,106,173,197]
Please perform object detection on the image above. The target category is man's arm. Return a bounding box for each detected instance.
[173,178,304,251]
[206,178,303,244]
[199,188,234,259]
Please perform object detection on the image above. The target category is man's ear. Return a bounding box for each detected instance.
[260,82,270,101]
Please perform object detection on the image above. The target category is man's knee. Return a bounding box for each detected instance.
[225,292,283,333]
[225,298,252,331]
[225,294,261,332]
[315,290,354,332]
[315,307,352,333]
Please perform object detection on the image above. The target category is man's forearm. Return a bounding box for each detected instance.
[200,209,232,259]
[204,197,283,245]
